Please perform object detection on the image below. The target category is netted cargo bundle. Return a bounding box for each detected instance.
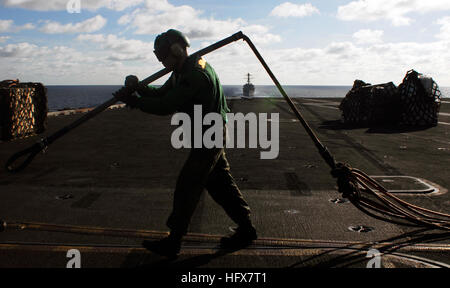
[339,80,399,126]
[398,70,441,127]
[0,80,48,141]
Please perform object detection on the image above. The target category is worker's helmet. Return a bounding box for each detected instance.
[154,29,190,62]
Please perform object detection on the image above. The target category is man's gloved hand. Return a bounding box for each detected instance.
[125,75,139,90]
[113,86,139,108]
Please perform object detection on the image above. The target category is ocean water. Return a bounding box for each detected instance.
[46,85,450,112]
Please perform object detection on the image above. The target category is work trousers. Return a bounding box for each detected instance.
[166,127,252,236]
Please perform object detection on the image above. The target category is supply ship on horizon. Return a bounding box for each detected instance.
[242,73,255,99]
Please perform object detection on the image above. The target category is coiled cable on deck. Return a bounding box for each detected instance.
[332,166,450,230]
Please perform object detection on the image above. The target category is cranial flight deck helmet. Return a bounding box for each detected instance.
[153,29,190,62]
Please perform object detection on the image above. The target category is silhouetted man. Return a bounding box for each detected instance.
[114,29,257,258]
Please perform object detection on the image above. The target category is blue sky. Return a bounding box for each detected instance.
[1,0,450,86]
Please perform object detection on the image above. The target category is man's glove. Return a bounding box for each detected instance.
[113,86,139,108]
[125,75,139,90]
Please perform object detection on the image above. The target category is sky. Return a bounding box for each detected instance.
[0,0,450,86]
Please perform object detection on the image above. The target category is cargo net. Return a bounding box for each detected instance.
[339,80,399,126]
[339,70,441,127]
[398,70,441,127]
[0,80,47,141]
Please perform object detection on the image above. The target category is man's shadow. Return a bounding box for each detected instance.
[165,247,242,268]
[121,245,243,268]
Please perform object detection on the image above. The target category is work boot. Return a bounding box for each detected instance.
[220,224,257,249]
[142,234,182,258]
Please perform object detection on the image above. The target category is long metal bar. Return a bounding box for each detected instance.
[5,32,245,173]
[6,30,338,173]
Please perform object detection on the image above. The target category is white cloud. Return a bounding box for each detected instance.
[20,23,35,30]
[253,39,450,86]
[118,0,280,44]
[0,19,35,32]
[0,42,39,57]
[0,19,13,32]
[436,17,450,41]
[76,34,106,43]
[353,29,384,44]
[120,0,244,39]
[0,42,78,60]
[0,36,10,42]
[107,0,144,11]
[1,0,144,11]
[0,40,132,84]
[39,15,107,34]
[241,25,282,44]
[77,33,154,61]
[337,0,450,26]
[270,2,319,18]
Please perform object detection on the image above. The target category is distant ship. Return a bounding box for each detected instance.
[242,73,255,99]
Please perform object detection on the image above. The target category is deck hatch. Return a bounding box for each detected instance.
[370,176,440,195]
